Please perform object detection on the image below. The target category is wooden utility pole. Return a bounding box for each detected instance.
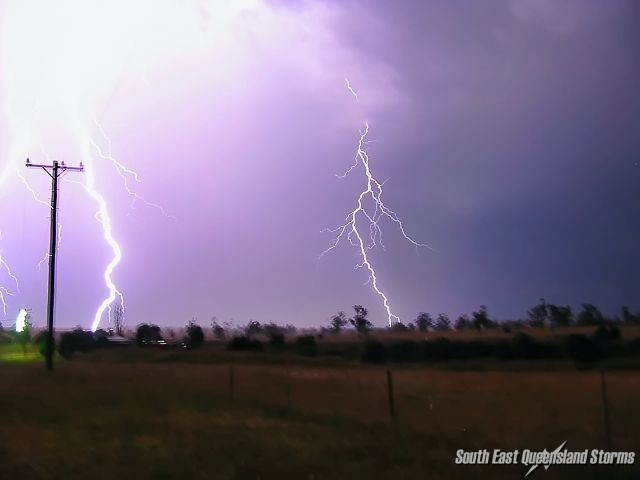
[26,158,84,372]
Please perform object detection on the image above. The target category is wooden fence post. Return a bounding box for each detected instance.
[386,370,396,423]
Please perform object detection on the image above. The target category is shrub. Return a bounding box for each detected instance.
[592,324,621,342]
[362,340,386,363]
[507,333,561,359]
[565,334,600,364]
[388,341,418,362]
[94,329,110,348]
[34,331,54,358]
[185,321,205,348]
[295,335,317,357]
[136,323,163,345]
[269,333,285,349]
[227,336,264,352]
[58,328,95,359]
[511,333,537,358]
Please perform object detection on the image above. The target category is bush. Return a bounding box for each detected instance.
[269,333,285,349]
[592,324,621,342]
[565,334,600,364]
[58,328,95,359]
[185,322,205,348]
[136,323,163,346]
[94,329,110,348]
[506,333,561,359]
[511,333,537,358]
[34,331,54,358]
[295,335,317,357]
[227,336,264,352]
[388,341,419,362]
[362,340,386,363]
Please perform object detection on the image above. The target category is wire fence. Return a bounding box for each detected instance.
[138,362,640,452]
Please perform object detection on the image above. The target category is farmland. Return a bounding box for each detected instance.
[1,330,639,479]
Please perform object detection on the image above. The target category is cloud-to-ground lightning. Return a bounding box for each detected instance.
[322,79,431,327]
[0,1,187,329]
[0,228,20,316]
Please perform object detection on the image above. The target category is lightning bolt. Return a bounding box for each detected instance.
[321,79,431,327]
[90,118,177,221]
[0,247,20,316]
[84,118,175,330]
[345,77,359,101]
[0,0,176,330]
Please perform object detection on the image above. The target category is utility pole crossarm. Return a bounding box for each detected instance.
[25,157,83,372]
[26,158,84,173]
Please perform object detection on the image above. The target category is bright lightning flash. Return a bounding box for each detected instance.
[322,80,430,327]
[15,308,28,333]
[0,0,195,329]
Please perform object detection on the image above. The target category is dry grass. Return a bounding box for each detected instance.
[0,358,638,479]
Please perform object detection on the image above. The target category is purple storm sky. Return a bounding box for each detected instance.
[0,0,638,329]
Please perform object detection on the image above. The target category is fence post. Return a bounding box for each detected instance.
[600,368,612,449]
[386,370,396,423]
[229,365,235,399]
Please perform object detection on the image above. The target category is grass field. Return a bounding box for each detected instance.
[1,343,639,479]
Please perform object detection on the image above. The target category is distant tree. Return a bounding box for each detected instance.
[390,321,408,332]
[211,318,225,340]
[136,323,163,345]
[454,315,471,330]
[329,311,348,333]
[527,298,548,328]
[435,313,451,331]
[244,320,263,337]
[407,322,416,331]
[415,312,433,332]
[149,324,163,341]
[621,306,639,325]
[349,305,372,336]
[263,322,286,344]
[185,319,204,348]
[58,328,95,359]
[112,304,125,336]
[136,324,151,345]
[576,304,605,326]
[93,329,110,347]
[283,324,298,335]
[223,319,235,336]
[472,305,492,331]
[548,304,573,328]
